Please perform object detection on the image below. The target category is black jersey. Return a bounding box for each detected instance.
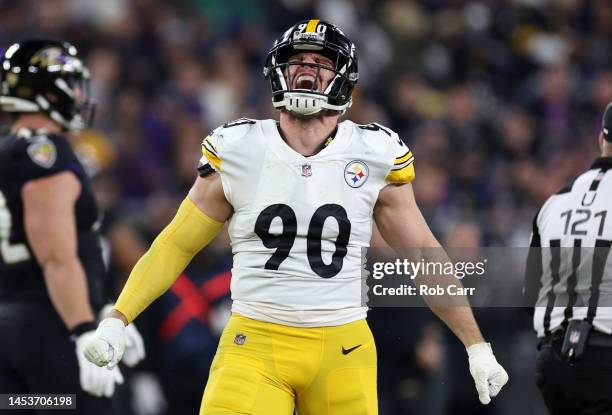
[0,129,105,310]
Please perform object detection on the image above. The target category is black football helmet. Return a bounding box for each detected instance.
[603,102,612,142]
[263,19,358,117]
[0,39,94,131]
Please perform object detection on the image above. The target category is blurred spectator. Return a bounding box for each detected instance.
[4,1,612,413]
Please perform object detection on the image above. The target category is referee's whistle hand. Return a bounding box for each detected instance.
[466,342,509,404]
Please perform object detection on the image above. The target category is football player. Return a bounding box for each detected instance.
[85,20,508,414]
[0,40,142,411]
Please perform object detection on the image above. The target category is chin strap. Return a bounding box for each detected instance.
[274,92,351,117]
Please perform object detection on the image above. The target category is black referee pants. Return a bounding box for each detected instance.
[0,301,113,415]
[536,338,612,415]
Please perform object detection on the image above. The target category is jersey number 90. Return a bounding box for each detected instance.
[255,204,350,278]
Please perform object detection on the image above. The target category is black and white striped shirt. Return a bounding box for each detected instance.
[526,157,612,337]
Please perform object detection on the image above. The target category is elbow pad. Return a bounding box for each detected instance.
[115,198,223,322]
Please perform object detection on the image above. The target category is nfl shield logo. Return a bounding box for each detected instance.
[302,164,312,177]
[569,330,580,344]
[234,333,247,345]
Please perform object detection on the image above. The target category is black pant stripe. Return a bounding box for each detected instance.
[586,239,612,323]
[562,239,582,325]
[544,240,562,336]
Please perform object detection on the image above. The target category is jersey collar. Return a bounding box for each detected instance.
[263,119,351,162]
[590,157,612,171]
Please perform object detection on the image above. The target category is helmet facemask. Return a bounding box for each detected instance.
[56,68,96,131]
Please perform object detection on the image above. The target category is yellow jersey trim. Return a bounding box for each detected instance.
[386,163,415,184]
[202,138,221,171]
[394,150,413,165]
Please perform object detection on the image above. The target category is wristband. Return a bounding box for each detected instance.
[69,321,97,339]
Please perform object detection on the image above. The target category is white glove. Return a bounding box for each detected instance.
[467,342,509,405]
[75,331,124,397]
[98,304,145,367]
[84,317,126,369]
[130,372,168,415]
[123,323,146,367]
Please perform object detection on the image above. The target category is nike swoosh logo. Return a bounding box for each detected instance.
[342,344,362,355]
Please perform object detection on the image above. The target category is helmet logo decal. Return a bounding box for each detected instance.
[6,73,18,88]
[30,47,65,67]
[293,19,327,43]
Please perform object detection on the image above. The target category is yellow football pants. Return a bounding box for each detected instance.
[200,313,378,415]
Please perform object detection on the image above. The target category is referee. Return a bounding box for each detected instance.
[525,102,612,415]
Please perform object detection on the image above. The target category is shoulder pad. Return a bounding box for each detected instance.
[222,118,257,129]
[210,118,258,144]
[355,122,415,184]
[357,122,405,145]
[355,122,408,154]
[200,119,259,173]
[357,122,394,138]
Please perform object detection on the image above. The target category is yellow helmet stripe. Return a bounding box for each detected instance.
[306,19,320,33]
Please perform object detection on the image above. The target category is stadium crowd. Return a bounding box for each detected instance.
[1,0,611,414]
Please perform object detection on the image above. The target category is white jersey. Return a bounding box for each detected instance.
[199,118,414,327]
[528,158,612,337]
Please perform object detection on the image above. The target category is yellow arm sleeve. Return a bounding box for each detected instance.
[114,197,224,322]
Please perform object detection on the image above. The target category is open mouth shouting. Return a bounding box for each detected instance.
[293,73,319,91]
[285,52,336,94]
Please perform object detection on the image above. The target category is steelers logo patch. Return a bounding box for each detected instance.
[344,160,369,188]
[27,137,57,168]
